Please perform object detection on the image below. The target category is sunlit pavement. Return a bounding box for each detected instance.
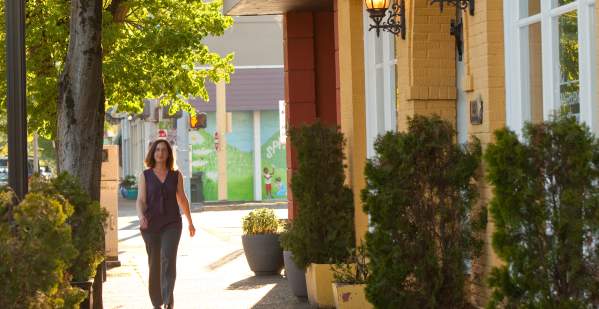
[103,199,312,309]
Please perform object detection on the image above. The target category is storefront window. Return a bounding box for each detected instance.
[505,0,596,133]
[363,10,397,158]
[558,11,580,119]
[520,0,541,18]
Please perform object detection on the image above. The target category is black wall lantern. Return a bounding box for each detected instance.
[430,0,475,61]
[365,0,406,39]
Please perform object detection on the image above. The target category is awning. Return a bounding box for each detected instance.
[224,0,332,16]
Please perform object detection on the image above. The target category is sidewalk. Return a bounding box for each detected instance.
[103,199,311,309]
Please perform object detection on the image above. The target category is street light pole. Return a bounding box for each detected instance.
[5,0,28,199]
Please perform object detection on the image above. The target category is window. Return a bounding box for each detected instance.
[363,10,398,158]
[504,0,596,133]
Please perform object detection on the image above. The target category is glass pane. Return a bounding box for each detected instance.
[558,11,579,119]
[524,23,544,123]
[520,0,541,18]
[553,0,576,9]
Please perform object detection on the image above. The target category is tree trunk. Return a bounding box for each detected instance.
[57,0,104,201]
[57,1,105,308]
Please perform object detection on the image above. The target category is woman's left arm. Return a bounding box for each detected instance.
[176,171,196,237]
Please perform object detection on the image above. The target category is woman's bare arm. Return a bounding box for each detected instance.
[136,172,148,229]
[176,171,196,237]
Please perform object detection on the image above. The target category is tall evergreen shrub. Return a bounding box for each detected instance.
[363,115,485,308]
[283,122,355,268]
[485,115,599,307]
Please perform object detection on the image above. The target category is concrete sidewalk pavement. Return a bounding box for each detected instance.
[103,199,311,309]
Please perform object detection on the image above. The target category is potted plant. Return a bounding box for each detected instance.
[119,175,138,200]
[331,245,372,309]
[285,122,355,308]
[30,174,108,309]
[241,208,284,275]
[362,116,484,308]
[280,221,308,300]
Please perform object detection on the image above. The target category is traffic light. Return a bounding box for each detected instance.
[190,112,207,129]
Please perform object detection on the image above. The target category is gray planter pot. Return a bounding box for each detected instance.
[241,234,284,276]
[283,250,308,299]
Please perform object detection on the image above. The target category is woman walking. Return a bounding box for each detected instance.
[136,139,196,309]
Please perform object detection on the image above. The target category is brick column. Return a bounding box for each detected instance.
[284,11,337,219]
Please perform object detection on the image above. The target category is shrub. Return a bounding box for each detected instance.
[485,114,599,308]
[242,208,280,235]
[284,122,355,269]
[363,115,485,308]
[30,173,108,282]
[0,187,85,308]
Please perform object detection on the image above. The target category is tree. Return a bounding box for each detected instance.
[485,115,599,308]
[0,0,234,198]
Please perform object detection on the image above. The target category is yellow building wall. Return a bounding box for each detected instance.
[336,0,368,245]
[396,0,506,305]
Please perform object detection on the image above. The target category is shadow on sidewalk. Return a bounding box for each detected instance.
[227,275,312,308]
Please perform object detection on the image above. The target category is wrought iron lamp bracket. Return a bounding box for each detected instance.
[430,0,475,61]
[367,0,407,39]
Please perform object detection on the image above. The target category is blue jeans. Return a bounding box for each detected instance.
[141,226,182,307]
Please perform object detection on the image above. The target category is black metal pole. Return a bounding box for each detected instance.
[5,0,28,199]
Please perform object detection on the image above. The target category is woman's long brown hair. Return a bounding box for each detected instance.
[145,139,174,170]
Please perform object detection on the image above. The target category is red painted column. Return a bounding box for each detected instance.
[284,9,338,219]
[284,12,317,219]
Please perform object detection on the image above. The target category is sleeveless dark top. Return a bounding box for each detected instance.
[143,169,182,233]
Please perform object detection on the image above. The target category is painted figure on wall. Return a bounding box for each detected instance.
[263,167,274,199]
[275,177,286,198]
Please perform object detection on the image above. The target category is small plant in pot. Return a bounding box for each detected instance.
[331,244,372,309]
[241,208,284,276]
[119,175,138,200]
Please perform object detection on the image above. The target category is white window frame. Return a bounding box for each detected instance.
[363,10,398,158]
[504,0,597,134]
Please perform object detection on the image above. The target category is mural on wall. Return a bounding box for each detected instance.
[190,110,287,201]
[261,110,287,200]
[226,112,254,201]
[190,112,218,201]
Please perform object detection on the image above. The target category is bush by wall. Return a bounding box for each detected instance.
[485,115,599,307]
[283,122,355,268]
[0,187,85,308]
[363,115,485,308]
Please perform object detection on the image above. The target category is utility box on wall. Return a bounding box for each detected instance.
[101,145,120,267]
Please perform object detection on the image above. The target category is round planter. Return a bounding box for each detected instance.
[241,234,284,276]
[283,250,308,299]
[121,187,138,200]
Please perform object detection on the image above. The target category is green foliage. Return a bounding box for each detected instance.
[30,174,108,282]
[0,187,85,308]
[242,208,280,235]
[332,244,369,285]
[121,175,138,189]
[363,115,484,309]
[0,0,234,136]
[485,114,599,308]
[284,122,355,269]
